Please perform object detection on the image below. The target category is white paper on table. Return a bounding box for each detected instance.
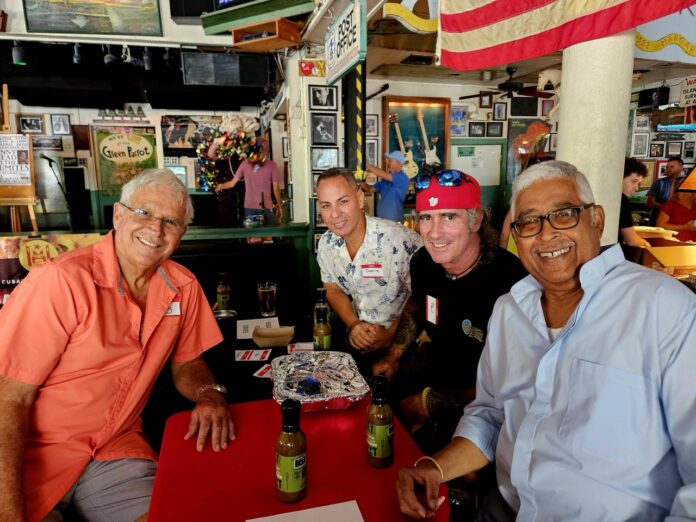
[237,318,280,339]
[287,342,314,353]
[247,501,364,522]
[235,349,272,362]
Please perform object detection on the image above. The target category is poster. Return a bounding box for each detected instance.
[0,234,100,309]
[93,126,157,196]
[0,134,31,186]
[161,115,222,150]
[506,119,551,184]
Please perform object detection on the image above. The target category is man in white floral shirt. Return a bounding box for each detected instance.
[316,168,423,354]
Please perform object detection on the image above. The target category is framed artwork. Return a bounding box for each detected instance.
[450,124,467,137]
[649,142,665,158]
[493,102,507,121]
[685,141,695,159]
[308,85,337,111]
[486,122,503,138]
[313,232,323,254]
[634,113,650,131]
[311,147,339,170]
[468,121,486,138]
[655,159,668,178]
[366,138,379,165]
[479,92,493,109]
[31,135,63,151]
[161,115,222,153]
[313,199,327,229]
[383,95,451,176]
[365,114,379,137]
[506,118,552,183]
[541,99,555,118]
[631,132,649,158]
[450,105,468,137]
[311,113,337,145]
[546,133,558,152]
[312,172,320,195]
[638,160,656,188]
[667,141,683,157]
[16,114,45,134]
[281,137,288,159]
[50,114,71,135]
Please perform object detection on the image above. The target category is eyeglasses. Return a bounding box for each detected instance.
[414,169,474,192]
[118,202,185,233]
[511,204,594,238]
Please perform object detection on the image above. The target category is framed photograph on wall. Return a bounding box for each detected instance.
[547,133,558,152]
[31,135,63,151]
[308,85,337,111]
[649,142,665,158]
[486,122,503,138]
[366,114,379,137]
[493,102,507,121]
[666,141,683,157]
[631,132,649,158]
[634,113,650,131]
[479,92,493,109]
[313,232,324,254]
[468,121,485,138]
[311,147,339,170]
[312,172,320,195]
[311,113,337,145]
[540,99,555,118]
[313,199,327,229]
[450,105,468,137]
[366,138,379,165]
[685,141,695,159]
[16,114,45,134]
[655,159,668,178]
[50,114,71,135]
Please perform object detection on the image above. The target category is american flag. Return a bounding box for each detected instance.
[438,0,694,71]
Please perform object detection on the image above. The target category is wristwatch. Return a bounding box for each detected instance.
[196,383,228,400]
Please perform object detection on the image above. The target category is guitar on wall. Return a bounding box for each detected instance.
[388,113,419,178]
[417,107,441,165]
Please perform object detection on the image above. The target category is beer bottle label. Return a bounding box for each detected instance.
[276,453,307,493]
[367,423,393,458]
[217,293,230,310]
[313,334,331,350]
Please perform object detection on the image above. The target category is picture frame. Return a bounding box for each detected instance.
[631,132,649,158]
[655,159,668,178]
[365,114,379,137]
[313,198,327,229]
[493,102,507,121]
[486,121,503,138]
[450,124,467,137]
[167,165,188,186]
[50,114,71,135]
[366,138,379,165]
[541,99,555,118]
[23,0,162,36]
[649,142,665,158]
[479,92,493,109]
[685,141,695,159]
[666,141,683,157]
[450,105,468,137]
[308,85,337,111]
[547,133,558,152]
[313,232,324,254]
[16,113,45,134]
[161,115,222,152]
[312,172,320,195]
[311,147,339,170]
[31,135,63,151]
[311,113,337,145]
[281,137,288,159]
[468,121,486,138]
[634,113,650,131]
[638,160,656,188]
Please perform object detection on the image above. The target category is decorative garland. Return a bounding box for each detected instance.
[196,131,264,191]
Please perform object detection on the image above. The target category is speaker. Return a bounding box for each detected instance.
[169,0,215,23]
[638,86,670,109]
[510,97,538,117]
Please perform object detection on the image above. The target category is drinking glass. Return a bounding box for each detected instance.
[257,282,277,317]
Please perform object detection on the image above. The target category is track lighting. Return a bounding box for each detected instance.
[73,43,82,65]
[143,47,152,71]
[103,44,118,65]
[12,40,26,66]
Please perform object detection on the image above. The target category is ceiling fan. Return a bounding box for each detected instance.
[459,66,555,101]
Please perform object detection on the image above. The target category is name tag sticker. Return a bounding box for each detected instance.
[361,264,384,278]
[165,301,181,316]
[426,295,438,325]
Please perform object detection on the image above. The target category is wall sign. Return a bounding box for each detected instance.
[680,76,696,107]
[325,0,366,85]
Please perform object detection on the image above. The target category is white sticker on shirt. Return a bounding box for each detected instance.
[165,301,181,316]
[361,264,384,278]
[426,295,438,325]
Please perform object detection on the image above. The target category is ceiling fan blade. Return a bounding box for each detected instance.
[458,94,479,100]
[517,86,554,98]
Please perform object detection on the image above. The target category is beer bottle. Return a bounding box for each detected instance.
[313,288,331,350]
[367,375,394,468]
[216,273,231,311]
[276,399,307,502]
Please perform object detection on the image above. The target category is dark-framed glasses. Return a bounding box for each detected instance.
[118,202,185,233]
[511,203,594,238]
[414,169,474,192]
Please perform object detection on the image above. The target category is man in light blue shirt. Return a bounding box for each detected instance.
[396,160,696,520]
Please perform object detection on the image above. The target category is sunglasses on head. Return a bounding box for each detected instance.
[414,169,474,192]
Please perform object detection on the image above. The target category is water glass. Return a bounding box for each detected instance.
[257,282,277,317]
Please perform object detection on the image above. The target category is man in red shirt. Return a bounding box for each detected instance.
[0,169,233,521]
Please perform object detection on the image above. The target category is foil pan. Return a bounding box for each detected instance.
[271,351,369,412]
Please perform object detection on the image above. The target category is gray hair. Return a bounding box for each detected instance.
[120,168,194,226]
[511,160,595,216]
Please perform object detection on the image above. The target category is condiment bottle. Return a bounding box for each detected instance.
[313,288,331,350]
[367,375,394,468]
[276,399,307,502]
[216,272,231,311]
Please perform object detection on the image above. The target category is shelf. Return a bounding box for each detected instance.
[201,0,314,35]
[231,18,302,53]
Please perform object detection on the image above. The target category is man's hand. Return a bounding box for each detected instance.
[372,352,400,380]
[400,393,428,432]
[349,321,393,351]
[395,464,446,519]
[184,390,235,452]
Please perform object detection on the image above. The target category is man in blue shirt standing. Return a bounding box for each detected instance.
[364,151,411,223]
[395,160,696,521]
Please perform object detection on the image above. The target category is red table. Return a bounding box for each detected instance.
[149,399,449,521]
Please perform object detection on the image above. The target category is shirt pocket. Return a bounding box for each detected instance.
[560,358,661,465]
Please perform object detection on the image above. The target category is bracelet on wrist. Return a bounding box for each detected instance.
[413,456,444,481]
[196,383,227,401]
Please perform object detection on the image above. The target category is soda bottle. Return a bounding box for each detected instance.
[367,375,394,468]
[276,399,307,502]
[216,273,231,311]
[313,288,331,350]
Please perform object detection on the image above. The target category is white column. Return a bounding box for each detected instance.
[556,29,635,245]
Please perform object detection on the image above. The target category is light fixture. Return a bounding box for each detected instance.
[103,44,118,65]
[143,47,152,71]
[73,43,82,65]
[12,40,26,66]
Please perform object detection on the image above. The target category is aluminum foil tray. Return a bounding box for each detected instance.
[271,351,369,412]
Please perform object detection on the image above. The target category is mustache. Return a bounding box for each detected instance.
[531,241,574,254]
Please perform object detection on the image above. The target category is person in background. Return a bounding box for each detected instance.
[619,158,650,249]
[646,156,684,225]
[215,137,283,225]
[315,168,423,362]
[0,169,233,521]
[363,151,411,223]
[656,174,696,242]
[396,160,696,521]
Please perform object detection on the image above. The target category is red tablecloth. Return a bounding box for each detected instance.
[149,398,449,521]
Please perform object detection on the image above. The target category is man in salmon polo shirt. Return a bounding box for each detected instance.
[0,169,233,521]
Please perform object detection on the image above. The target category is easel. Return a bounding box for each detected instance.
[4,197,38,234]
[0,133,39,234]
